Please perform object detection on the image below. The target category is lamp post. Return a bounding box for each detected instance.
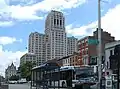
[0,73,2,86]
[98,0,102,88]
[0,75,2,87]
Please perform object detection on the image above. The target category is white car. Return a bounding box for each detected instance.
[9,81,17,84]
[17,78,27,84]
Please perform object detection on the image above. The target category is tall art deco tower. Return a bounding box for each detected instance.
[45,10,67,60]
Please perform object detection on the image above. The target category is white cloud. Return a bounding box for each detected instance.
[66,4,120,40]
[9,5,44,20]
[5,0,37,5]
[101,4,120,40]
[31,0,87,12]
[0,0,43,21]
[66,22,97,36]
[0,0,87,22]
[0,21,14,27]
[0,45,27,76]
[0,36,22,45]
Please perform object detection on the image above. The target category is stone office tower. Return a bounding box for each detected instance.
[45,10,67,61]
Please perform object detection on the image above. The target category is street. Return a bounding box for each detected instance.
[8,84,67,89]
[9,84,31,89]
[8,83,98,89]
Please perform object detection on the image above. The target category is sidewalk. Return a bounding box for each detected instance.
[32,87,68,89]
[31,86,68,89]
[0,84,9,89]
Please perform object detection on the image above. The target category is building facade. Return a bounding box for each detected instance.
[77,29,115,66]
[45,10,67,60]
[5,63,17,80]
[28,32,46,66]
[105,41,120,73]
[20,53,36,66]
[78,36,98,65]
[67,36,78,55]
[63,36,78,66]
[27,11,115,67]
[93,28,115,56]
[69,55,82,66]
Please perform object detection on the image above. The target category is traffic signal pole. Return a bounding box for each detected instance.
[98,0,102,88]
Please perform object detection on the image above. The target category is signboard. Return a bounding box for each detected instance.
[88,39,99,45]
[105,70,113,88]
[106,79,112,88]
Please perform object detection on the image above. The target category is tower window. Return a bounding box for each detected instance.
[54,19,56,25]
[57,19,59,25]
[60,20,62,26]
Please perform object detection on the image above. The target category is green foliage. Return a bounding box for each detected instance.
[9,75,19,81]
[20,61,36,81]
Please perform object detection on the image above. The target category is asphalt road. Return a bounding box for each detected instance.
[9,84,68,89]
[9,84,31,89]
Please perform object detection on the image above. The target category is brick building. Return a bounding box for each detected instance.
[76,28,115,66]
[93,28,115,56]
[69,55,82,66]
[77,36,98,65]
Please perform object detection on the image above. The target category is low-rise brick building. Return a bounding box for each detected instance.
[76,28,115,66]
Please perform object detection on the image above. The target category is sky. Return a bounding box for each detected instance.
[0,0,120,76]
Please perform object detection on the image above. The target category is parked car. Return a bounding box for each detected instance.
[9,81,17,84]
[17,78,27,84]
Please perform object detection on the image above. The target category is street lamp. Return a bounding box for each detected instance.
[0,73,2,86]
[98,0,102,88]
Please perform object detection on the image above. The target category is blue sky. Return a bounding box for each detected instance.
[0,0,120,76]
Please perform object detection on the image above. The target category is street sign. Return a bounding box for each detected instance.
[88,39,99,45]
[106,79,112,88]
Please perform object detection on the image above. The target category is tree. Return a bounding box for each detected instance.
[20,61,36,81]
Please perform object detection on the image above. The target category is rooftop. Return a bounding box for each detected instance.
[32,62,60,71]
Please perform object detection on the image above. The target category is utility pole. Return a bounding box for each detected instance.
[98,0,102,88]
